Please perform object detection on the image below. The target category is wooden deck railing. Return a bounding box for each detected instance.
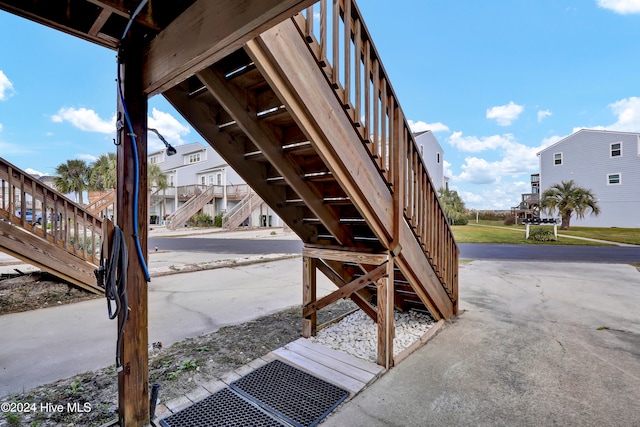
[294,0,458,302]
[0,157,102,265]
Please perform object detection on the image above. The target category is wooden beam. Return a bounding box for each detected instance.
[0,220,101,294]
[116,29,149,427]
[376,256,395,369]
[303,245,388,265]
[196,66,353,246]
[162,86,314,242]
[245,21,394,246]
[303,262,387,317]
[315,260,377,322]
[142,0,317,96]
[302,256,317,338]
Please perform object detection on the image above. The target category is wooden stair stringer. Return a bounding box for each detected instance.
[0,220,102,294]
[246,21,454,319]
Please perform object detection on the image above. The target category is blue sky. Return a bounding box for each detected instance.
[1,0,639,209]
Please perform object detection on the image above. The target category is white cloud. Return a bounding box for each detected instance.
[486,101,524,126]
[443,160,453,179]
[455,180,531,210]
[0,123,3,132]
[447,131,516,152]
[605,97,640,131]
[537,109,552,122]
[76,153,98,162]
[51,107,115,134]
[0,70,15,101]
[456,157,502,184]
[147,108,190,151]
[597,0,640,14]
[25,168,45,177]
[408,120,450,133]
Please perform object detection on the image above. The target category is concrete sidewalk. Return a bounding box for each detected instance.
[321,260,640,427]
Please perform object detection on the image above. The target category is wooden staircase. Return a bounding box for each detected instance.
[166,184,218,230]
[0,157,104,293]
[86,189,115,217]
[164,0,458,365]
[222,191,263,230]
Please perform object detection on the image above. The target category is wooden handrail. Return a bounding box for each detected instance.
[0,157,103,266]
[294,0,458,302]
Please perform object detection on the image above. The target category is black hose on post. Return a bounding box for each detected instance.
[96,226,129,372]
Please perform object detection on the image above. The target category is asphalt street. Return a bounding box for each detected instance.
[148,237,640,263]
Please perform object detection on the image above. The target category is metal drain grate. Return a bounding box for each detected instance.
[159,387,285,427]
[230,360,349,427]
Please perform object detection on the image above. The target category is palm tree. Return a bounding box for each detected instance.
[438,187,467,225]
[54,159,89,204]
[540,180,600,230]
[89,152,117,191]
[148,163,169,220]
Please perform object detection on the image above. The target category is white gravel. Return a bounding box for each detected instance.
[310,309,435,362]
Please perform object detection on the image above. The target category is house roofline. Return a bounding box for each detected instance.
[537,128,640,156]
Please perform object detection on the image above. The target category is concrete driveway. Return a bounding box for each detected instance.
[321,260,640,427]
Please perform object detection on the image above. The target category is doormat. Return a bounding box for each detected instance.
[159,387,285,427]
[230,359,349,427]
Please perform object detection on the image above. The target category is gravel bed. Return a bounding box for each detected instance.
[310,309,435,362]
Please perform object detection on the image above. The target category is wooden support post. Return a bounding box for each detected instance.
[376,256,394,369]
[116,28,150,427]
[302,256,317,337]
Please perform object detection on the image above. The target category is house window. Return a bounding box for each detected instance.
[553,152,562,165]
[201,176,206,185]
[610,142,622,157]
[436,153,440,164]
[607,173,621,185]
[149,155,160,164]
[216,173,222,185]
[208,175,214,185]
[185,152,202,164]
[168,174,175,187]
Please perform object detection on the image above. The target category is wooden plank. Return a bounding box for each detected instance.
[272,347,363,395]
[142,0,317,96]
[376,258,394,368]
[291,338,384,376]
[0,220,101,293]
[315,260,377,322]
[196,66,353,247]
[302,246,388,265]
[303,262,387,316]
[116,28,149,427]
[285,340,377,384]
[302,256,317,338]
[246,23,394,246]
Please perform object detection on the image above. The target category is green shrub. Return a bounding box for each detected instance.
[528,227,557,241]
[188,212,213,227]
[453,216,469,225]
[214,214,223,228]
[503,215,516,226]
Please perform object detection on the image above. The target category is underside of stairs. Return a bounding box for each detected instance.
[163,1,458,362]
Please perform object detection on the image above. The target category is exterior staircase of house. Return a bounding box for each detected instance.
[0,157,104,293]
[163,0,458,364]
[86,189,115,217]
[166,184,218,230]
[221,191,263,230]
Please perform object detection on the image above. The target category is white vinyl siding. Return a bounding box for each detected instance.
[539,129,640,227]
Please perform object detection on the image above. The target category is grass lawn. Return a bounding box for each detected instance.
[559,227,640,245]
[453,223,618,245]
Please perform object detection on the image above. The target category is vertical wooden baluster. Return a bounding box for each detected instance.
[332,0,339,88]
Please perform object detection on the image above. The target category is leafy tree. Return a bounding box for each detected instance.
[54,159,89,204]
[438,187,468,225]
[540,180,600,230]
[89,152,117,191]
